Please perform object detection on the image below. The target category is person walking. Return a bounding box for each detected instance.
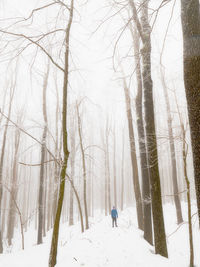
[111,206,118,227]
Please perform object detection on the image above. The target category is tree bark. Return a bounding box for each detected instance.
[129,0,168,256]
[37,62,50,245]
[121,129,125,211]
[131,23,153,244]
[182,125,194,267]
[180,0,200,226]
[0,85,15,253]
[161,70,183,224]
[49,1,74,266]
[7,127,21,246]
[123,77,143,230]
[113,127,117,208]
[76,103,89,230]
[69,118,75,226]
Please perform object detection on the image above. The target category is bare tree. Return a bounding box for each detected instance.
[130,22,152,244]
[49,1,74,266]
[129,0,168,257]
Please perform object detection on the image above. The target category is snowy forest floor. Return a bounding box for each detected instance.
[0,203,200,267]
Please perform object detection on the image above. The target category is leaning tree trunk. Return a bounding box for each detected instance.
[131,24,152,244]
[180,0,200,226]
[123,77,143,230]
[37,62,50,245]
[49,1,74,266]
[129,0,168,257]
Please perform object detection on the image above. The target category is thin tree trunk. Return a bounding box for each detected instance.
[49,1,74,265]
[0,85,15,253]
[113,127,117,208]
[52,72,60,226]
[69,116,75,226]
[182,126,194,267]
[180,0,200,226]
[104,148,108,215]
[123,77,143,230]
[161,70,183,224]
[37,62,50,245]
[76,103,89,230]
[7,127,21,246]
[68,175,84,232]
[106,120,111,213]
[121,129,125,211]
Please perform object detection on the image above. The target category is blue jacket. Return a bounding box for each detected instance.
[111,209,118,218]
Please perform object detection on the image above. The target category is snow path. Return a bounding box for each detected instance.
[0,205,199,267]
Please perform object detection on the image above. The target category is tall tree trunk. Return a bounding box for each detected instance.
[131,24,152,244]
[121,129,125,211]
[161,70,183,224]
[76,103,89,230]
[106,120,111,213]
[37,62,50,245]
[52,72,60,225]
[7,127,21,246]
[49,1,74,266]
[123,77,143,230]
[180,0,200,225]
[182,125,194,267]
[69,116,75,226]
[129,0,168,256]
[0,85,15,253]
[113,126,117,208]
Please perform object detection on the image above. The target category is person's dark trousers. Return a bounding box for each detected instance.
[112,217,117,227]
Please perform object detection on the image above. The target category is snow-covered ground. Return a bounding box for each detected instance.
[0,203,199,267]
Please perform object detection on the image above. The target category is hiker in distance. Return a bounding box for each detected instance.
[111,206,118,227]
